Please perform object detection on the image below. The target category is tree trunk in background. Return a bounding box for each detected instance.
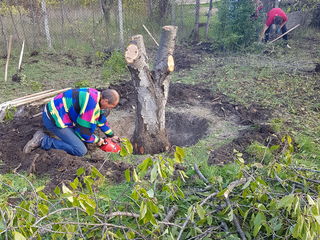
[0,14,7,54]
[159,0,170,23]
[117,0,124,50]
[147,0,153,17]
[41,0,52,49]
[191,0,200,42]
[100,0,114,41]
[125,26,177,155]
[205,0,213,39]
[274,0,280,8]
[7,0,21,41]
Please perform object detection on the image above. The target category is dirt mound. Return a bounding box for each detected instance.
[208,124,279,165]
[0,115,130,191]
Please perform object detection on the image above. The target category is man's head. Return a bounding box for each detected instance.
[100,89,120,110]
[274,15,283,25]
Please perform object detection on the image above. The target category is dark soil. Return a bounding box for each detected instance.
[208,124,279,165]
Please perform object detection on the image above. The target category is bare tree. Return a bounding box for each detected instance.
[205,0,214,39]
[0,14,7,53]
[191,0,200,42]
[100,0,114,28]
[125,26,178,154]
[7,0,21,41]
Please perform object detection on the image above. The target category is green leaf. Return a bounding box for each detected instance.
[38,191,48,201]
[13,232,26,240]
[196,204,206,220]
[36,186,45,192]
[307,195,315,205]
[76,167,85,176]
[277,194,295,211]
[124,169,131,182]
[147,189,154,198]
[241,179,252,190]
[140,202,147,219]
[70,178,79,190]
[62,184,73,203]
[150,165,158,183]
[132,169,139,182]
[174,146,185,163]
[54,186,61,195]
[292,216,304,238]
[120,138,133,157]
[38,203,49,215]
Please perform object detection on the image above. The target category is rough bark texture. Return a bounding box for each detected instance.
[125,26,178,155]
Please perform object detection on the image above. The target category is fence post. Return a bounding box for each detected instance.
[41,0,53,49]
[118,0,124,51]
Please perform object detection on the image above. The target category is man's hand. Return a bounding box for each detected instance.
[111,136,121,143]
[97,138,105,147]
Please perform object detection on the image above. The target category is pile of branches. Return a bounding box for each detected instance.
[0,136,319,239]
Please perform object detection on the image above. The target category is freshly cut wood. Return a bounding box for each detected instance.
[125,44,139,64]
[167,55,174,72]
[8,87,71,107]
[30,97,54,106]
[6,89,55,104]
[0,88,71,122]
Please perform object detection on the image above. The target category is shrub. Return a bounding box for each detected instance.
[212,0,262,50]
[102,51,127,83]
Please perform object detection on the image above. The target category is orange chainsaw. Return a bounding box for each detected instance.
[100,138,121,153]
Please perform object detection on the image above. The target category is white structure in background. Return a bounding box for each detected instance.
[118,0,124,50]
[41,0,52,49]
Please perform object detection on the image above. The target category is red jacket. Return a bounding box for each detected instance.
[265,8,288,27]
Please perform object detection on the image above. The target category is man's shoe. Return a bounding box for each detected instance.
[23,130,46,153]
[286,44,292,49]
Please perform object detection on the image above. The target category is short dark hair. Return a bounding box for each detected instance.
[274,16,283,25]
[101,89,119,104]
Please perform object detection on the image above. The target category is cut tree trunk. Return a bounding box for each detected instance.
[125,25,177,155]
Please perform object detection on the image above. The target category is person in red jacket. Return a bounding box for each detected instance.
[259,8,290,47]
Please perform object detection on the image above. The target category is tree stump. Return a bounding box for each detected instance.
[125,25,177,154]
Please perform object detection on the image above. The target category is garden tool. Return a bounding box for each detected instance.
[100,138,121,153]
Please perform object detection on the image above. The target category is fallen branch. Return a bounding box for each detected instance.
[292,167,320,174]
[178,178,247,240]
[225,197,246,240]
[194,163,210,184]
[268,24,300,44]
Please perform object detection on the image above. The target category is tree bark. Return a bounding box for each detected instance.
[0,14,7,54]
[125,26,177,155]
[205,0,214,39]
[191,0,200,42]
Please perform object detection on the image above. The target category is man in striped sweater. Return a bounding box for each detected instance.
[23,88,120,156]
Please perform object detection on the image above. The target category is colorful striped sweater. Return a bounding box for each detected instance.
[46,88,114,143]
